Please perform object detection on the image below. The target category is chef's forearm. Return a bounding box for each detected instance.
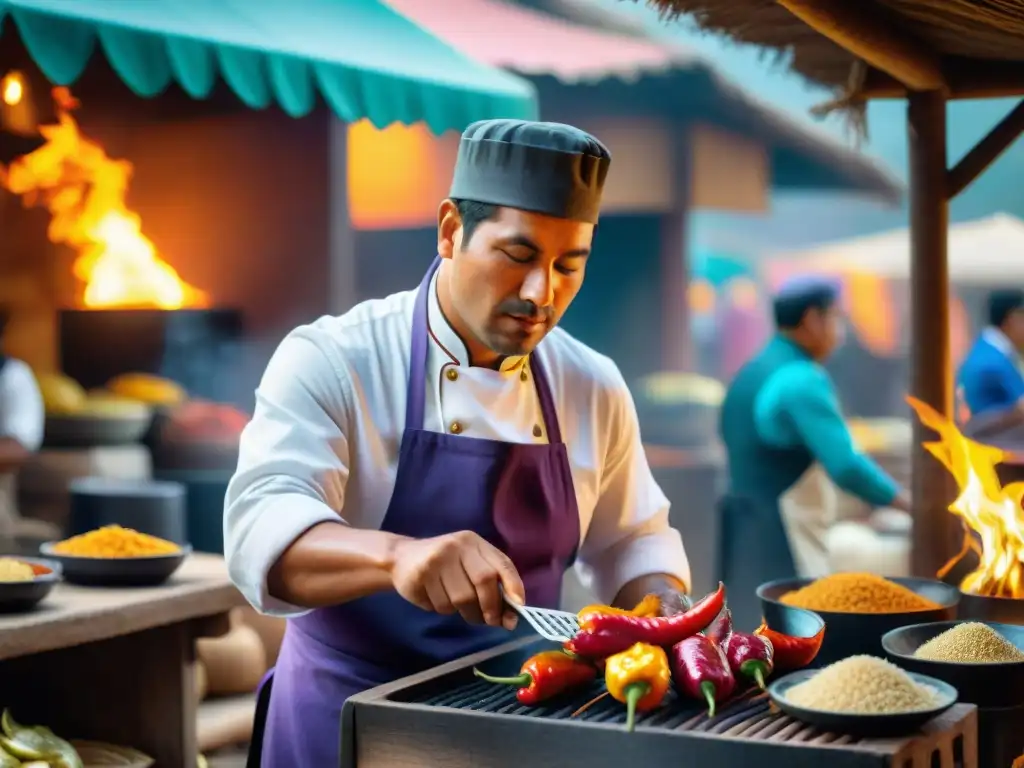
[612,573,688,611]
[0,438,30,473]
[266,522,407,609]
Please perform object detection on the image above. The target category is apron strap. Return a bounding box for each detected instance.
[405,255,565,445]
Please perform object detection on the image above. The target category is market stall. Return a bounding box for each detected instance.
[0,552,245,766]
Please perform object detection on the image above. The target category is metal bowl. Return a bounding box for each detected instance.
[0,556,62,612]
[39,543,191,587]
[758,577,960,667]
[768,668,958,737]
[882,620,1024,708]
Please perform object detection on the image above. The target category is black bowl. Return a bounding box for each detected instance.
[758,577,960,667]
[882,620,1024,708]
[768,668,958,737]
[39,543,191,587]
[0,557,62,612]
[957,591,1024,624]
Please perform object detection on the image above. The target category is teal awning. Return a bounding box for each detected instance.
[0,0,538,133]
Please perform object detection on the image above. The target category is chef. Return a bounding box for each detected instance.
[957,289,1024,427]
[0,306,45,539]
[224,119,691,766]
[717,277,910,627]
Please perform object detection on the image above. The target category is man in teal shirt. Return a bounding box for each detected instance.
[718,277,910,626]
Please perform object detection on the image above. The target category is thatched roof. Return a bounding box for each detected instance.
[637,0,1024,106]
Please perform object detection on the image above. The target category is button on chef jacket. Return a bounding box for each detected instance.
[225,269,690,616]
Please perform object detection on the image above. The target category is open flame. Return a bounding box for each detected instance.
[907,395,1024,598]
[0,87,208,310]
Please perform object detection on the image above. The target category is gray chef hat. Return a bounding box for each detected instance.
[449,119,611,224]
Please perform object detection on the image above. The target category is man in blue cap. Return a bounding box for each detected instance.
[958,289,1024,425]
[226,119,691,766]
[718,276,911,627]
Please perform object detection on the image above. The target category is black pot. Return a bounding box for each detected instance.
[68,476,188,545]
[757,577,960,667]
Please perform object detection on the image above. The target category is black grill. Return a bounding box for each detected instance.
[341,639,978,768]
[412,677,864,741]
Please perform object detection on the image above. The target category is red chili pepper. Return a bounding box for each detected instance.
[754,620,825,671]
[723,631,774,690]
[577,583,726,649]
[564,626,637,659]
[473,650,597,706]
[704,606,733,647]
[670,634,736,718]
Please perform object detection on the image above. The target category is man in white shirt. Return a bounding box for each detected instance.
[225,119,690,766]
[0,307,45,538]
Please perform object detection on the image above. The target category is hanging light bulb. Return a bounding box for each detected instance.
[1,71,24,107]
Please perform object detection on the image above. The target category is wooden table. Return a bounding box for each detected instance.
[0,553,246,767]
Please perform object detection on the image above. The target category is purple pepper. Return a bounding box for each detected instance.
[723,631,774,691]
[670,634,736,718]
[704,607,733,647]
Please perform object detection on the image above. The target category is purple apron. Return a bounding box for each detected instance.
[250,257,581,767]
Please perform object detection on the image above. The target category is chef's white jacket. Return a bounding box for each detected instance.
[225,272,690,616]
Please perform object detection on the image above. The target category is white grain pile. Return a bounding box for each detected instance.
[785,656,940,714]
[914,622,1024,663]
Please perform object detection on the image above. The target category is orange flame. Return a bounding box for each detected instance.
[0,88,208,310]
[906,395,1024,598]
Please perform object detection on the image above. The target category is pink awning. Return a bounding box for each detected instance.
[385,0,693,81]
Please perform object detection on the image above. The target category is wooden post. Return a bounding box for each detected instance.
[660,124,692,371]
[329,116,358,314]
[907,90,955,578]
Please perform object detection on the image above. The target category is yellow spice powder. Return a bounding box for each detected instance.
[780,572,942,614]
[52,525,180,558]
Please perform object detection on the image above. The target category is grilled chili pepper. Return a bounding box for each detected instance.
[564,626,637,659]
[576,582,726,650]
[723,630,774,690]
[577,593,660,624]
[473,650,597,705]
[605,642,671,733]
[704,606,733,646]
[671,634,736,718]
[754,620,825,671]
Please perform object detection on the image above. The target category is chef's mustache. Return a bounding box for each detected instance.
[496,299,553,322]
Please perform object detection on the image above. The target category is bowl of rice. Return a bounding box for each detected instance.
[768,655,958,737]
[882,620,1024,707]
[758,573,960,665]
[0,556,62,612]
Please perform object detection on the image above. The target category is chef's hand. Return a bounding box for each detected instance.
[390,531,525,630]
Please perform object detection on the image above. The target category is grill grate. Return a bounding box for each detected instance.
[411,678,864,745]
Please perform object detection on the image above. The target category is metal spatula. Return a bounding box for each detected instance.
[503,590,580,643]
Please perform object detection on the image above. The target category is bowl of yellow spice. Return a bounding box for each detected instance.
[883,620,1024,708]
[757,573,960,666]
[0,556,61,611]
[41,525,190,587]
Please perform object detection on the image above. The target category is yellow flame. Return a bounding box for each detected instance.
[0,88,207,309]
[907,395,1024,598]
